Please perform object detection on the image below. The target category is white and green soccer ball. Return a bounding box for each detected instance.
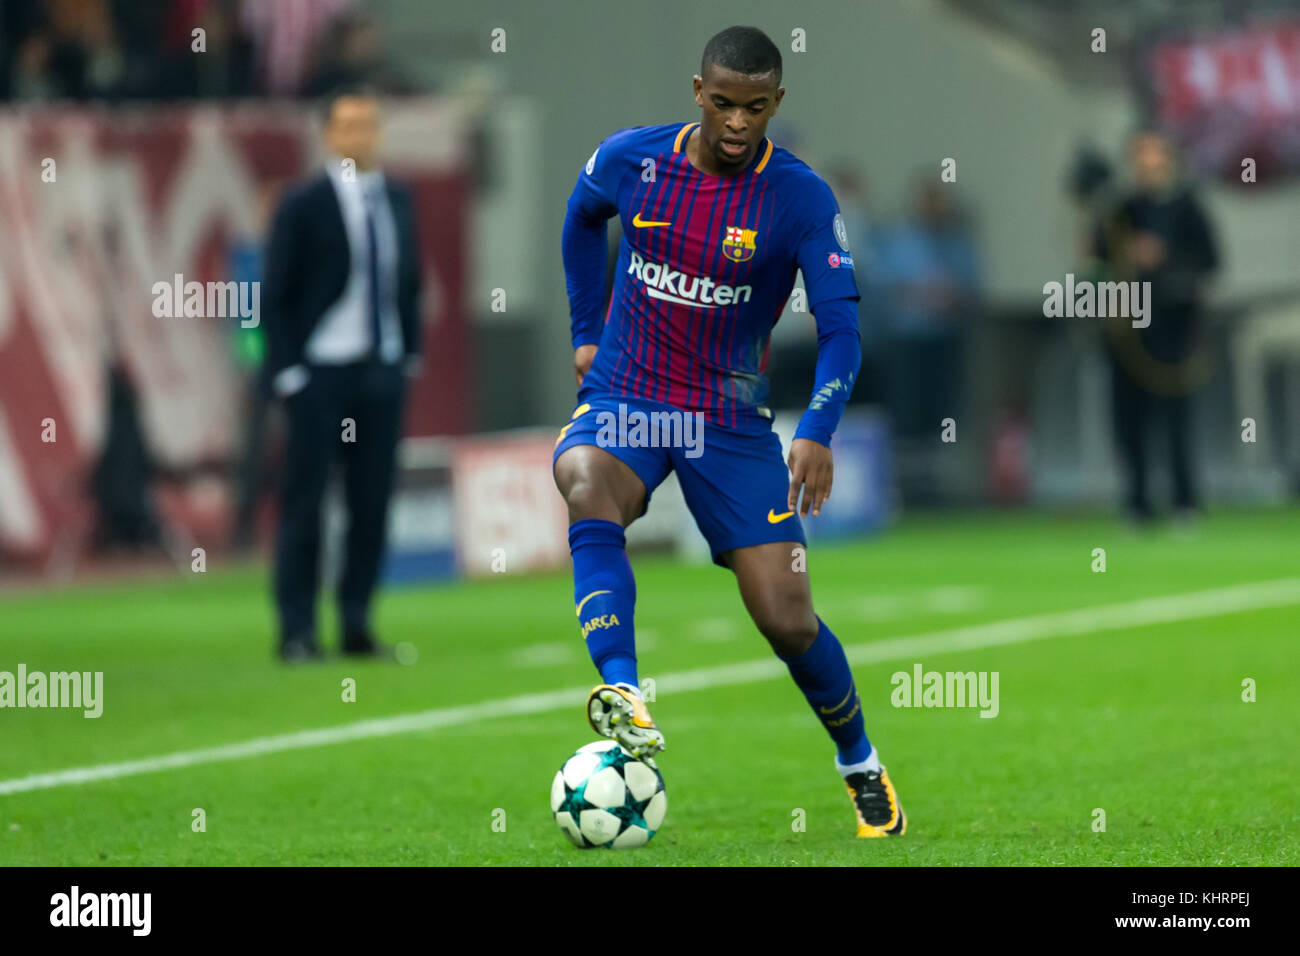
[551,740,667,849]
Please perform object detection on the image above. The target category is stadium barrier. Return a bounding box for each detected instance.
[0,102,470,573]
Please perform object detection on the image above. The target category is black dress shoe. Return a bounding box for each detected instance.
[279,638,324,663]
[341,631,396,659]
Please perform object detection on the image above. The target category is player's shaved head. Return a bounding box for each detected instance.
[701,25,782,85]
[690,26,785,176]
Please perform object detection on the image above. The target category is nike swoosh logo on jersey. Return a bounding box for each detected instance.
[632,212,672,228]
[767,509,795,524]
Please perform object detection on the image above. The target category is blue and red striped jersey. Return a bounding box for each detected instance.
[563,121,861,434]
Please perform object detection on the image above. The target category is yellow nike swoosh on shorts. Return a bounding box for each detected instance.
[767,509,795,524]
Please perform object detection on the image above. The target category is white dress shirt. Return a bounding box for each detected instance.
[274,161,404,396]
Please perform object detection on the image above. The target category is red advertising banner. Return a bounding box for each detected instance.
[1145,22,1300,182]
[0,101,469,568]
[450,431,571,578]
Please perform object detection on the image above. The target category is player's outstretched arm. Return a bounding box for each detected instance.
[789,171,864,515]
[562,196,609,354]
[562,140,621,361]
[789,299,862,517]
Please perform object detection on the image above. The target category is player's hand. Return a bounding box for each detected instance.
[787,438,833,518]
[574,345,598,386]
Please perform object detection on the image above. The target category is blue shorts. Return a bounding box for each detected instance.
[553,395,806,566]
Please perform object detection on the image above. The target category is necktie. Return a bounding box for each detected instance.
[364,189,382,359]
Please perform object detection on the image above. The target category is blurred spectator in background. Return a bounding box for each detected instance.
[1066,143,1116,272]
[263,88,423,662]
[230,177,283,552]
[873,176,980,438]
[2,0,366,102]
[306,12,415,96]
[90,221,167,556]
[156,0,257,99]
[1067,144,1115,221]
[91,362,164,553]
[3,0,136,101]
[240,0,356,96]
[1093,129,1220,525]
[1,0,53,101]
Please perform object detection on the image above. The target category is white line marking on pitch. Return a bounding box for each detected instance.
[507,642,575,668]
[2,577,1297,796]
[835,585,985,621]
[688,617,740,642]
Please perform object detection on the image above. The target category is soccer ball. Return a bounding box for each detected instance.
[551,740,667,848]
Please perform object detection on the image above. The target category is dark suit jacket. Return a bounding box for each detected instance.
[262,171,422,379]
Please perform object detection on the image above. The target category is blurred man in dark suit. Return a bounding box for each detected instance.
[262,87,422,661]
[1095,130,1219,526]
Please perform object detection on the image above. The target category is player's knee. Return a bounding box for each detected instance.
[559,465,633,525]
[556,449,640,525]
[562,474,615,522]
[754,603,818,658]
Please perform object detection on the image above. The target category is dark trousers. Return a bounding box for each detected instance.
[274,360,406,644]
[1109,362,1197,518]
[233,371,274,550]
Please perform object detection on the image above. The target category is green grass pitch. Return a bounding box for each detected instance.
[1,509,1296,865]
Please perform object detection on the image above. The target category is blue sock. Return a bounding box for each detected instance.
[779,617,871,765]
[569,519,638,689]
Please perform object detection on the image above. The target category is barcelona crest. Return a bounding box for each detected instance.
[722,225,757,262]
